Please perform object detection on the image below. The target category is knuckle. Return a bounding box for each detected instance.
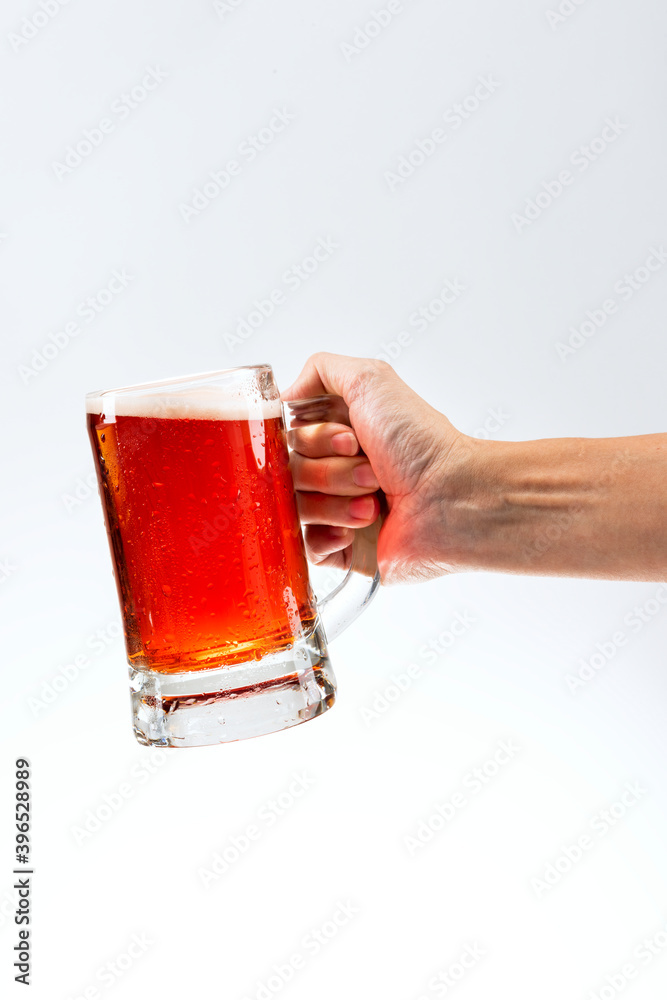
[318,459,334,491]
[348,359,393,401]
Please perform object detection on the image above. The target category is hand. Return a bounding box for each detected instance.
[282,353,469,585]
[285,354,667,584]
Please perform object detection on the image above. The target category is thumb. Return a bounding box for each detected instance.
[281,352,372,405]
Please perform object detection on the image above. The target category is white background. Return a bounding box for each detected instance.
[2,1,667,997]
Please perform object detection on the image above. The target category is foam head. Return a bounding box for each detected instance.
[86,377,282,423]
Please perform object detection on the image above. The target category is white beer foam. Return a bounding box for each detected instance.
[86,388,281,422]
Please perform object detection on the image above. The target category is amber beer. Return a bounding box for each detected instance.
[87,395,317,673]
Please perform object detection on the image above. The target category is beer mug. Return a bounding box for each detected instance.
[86,365,380,747]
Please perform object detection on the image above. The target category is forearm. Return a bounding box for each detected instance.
[444,434,667,581]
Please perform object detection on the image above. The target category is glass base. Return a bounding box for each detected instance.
[129,621,336,748]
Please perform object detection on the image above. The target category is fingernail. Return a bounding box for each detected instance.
[331,432,358,456]
[330,526,351,538]
[352,463,379,489]
[349,496,376,521]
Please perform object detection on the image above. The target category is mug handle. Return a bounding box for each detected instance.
[285,394,383,641]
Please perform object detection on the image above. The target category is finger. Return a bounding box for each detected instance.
[288,422,359,458]
[297,491,380,527]
[303,524,354,561]
[304,536,352,571]
[291,455,379,495]
[282,352,394,407]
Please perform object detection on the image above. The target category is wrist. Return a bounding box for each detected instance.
[430,434,506,572]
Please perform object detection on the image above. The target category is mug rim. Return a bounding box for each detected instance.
[85,363,273,402]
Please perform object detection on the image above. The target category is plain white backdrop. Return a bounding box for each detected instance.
[2,1,667,997]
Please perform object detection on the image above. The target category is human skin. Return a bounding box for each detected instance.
[282,353,667,585]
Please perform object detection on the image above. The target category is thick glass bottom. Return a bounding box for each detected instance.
[129,620,336,748]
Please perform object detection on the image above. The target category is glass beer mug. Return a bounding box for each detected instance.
[86,365,380,748]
